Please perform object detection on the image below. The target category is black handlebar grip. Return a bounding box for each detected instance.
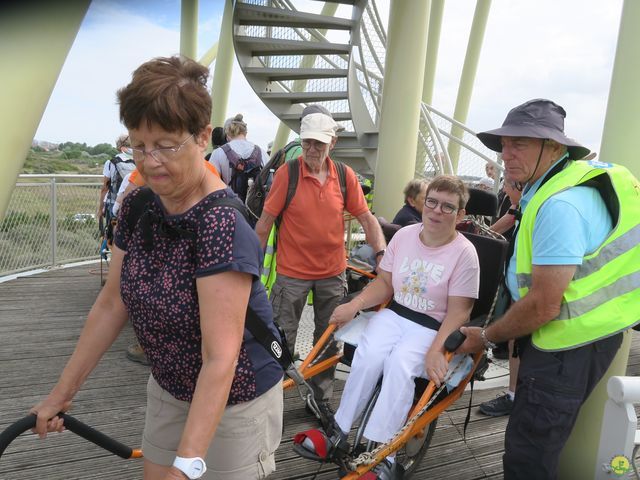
[0,413,133,460]
[60,414,133,459]
[444,329,467,353]
[0,415,36,458]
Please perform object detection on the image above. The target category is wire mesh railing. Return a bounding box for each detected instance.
[353,0,501,182]
[0,175,103,277]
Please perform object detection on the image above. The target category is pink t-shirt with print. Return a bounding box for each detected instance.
[379,223,480,322]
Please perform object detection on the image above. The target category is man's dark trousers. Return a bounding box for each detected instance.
[503,333,623,479]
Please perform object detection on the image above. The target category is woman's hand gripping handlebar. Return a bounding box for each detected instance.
[0,413,143,460]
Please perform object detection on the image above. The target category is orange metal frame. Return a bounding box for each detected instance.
[283,321,484,479]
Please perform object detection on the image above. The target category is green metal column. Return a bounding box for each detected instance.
[180,0,198,59]
[0,1,90,221]
[447,0,491,172]
[598,0,640,178]
[199,42,219,68]
[271,2,339,153]
[559,3,639,477]
[373,0,430,220]
[422,0,444,105]
[210,0,235,128]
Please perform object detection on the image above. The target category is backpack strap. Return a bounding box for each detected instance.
[208,196,252,224]
[245,306,294,370]
[278,158,349,225]
[248,145,262,164]
[221,143,241,168]
[125,187,155,233]
[283,158,300,215]
[334,161,348,206]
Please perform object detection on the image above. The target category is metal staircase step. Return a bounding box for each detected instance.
[236,4,353,30]
[244,67,347,81]
[235,36,351,56]
[280,111,352,122]
[260,91,348,103]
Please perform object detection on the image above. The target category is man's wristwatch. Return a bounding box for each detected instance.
[172,456,207,479]
[375,249,386,259]
[480,328,497,350]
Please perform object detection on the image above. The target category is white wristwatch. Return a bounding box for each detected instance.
[172,456,207,479]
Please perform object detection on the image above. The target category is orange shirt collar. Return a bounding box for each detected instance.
[299,155,336,180]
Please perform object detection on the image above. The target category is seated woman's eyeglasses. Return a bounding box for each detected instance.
[424,197,458,214]
[130,134,194,163]
[301,139,328,151]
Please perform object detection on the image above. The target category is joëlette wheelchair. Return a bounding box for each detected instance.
[285,187,508,479]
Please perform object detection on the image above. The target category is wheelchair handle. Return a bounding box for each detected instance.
[444,330,467,352]
[444,314,489,353]
[0,413,142,460]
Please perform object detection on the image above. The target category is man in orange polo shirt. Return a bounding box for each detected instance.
[255,110,385,420]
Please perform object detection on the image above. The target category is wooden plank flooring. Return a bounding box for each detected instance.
[0,265,638,480]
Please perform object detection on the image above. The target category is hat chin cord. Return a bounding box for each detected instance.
[516,139,546,190]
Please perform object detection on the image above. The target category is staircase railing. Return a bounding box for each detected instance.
[352,0,500,179]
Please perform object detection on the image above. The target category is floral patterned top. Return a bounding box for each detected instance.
[115,187,282,404]
[379,223,479,322]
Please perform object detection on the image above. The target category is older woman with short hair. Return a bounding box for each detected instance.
[392,178,429,226]
[30,56,283,480]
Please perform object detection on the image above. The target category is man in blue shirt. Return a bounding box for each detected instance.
[458,99,623,479]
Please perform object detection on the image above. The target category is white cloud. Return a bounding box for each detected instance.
[433,0,623,155]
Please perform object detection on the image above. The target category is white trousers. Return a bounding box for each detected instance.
[334,308,438,443]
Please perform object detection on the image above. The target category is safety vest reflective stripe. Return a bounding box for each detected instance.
[574,223,640,280]
[517,223,640,289]
[265,244,275,257]
[260,225,278,296]
[557,270,640,320]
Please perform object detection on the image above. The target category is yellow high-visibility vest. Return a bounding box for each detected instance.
[516,160,640,351]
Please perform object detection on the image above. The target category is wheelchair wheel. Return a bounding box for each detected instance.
[396,418,437,477]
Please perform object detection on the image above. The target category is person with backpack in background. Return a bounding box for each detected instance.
[255,108,386,425]
[209,114,268,202]
[98,134,136,226]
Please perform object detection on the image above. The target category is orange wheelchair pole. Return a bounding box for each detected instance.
[341,351,484,479]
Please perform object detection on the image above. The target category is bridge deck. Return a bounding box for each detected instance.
[0,265,638,480]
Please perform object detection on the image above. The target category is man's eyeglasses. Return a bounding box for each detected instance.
[424,197,458,215]
[130,134,194,163]
[301,139,328,151]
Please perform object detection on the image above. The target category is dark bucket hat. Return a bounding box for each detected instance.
[477,99,590,160]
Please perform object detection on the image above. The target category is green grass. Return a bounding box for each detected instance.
[22,150,106,175]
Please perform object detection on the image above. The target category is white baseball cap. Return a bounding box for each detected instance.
[300,113,338,144]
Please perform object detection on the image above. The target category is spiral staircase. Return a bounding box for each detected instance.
[232,0,497,179]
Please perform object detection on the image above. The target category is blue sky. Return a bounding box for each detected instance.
[35,0,623,158]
